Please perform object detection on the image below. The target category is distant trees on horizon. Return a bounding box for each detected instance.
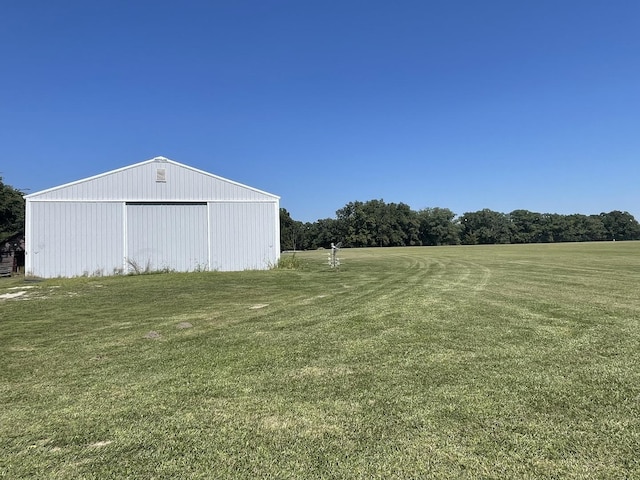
[280,200,640,251]
[2,175,638,254]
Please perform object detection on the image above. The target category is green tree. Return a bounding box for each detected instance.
[336,199,420,247]
[280,208,308,251]
[336,201,375,247]
[364,199,392,247]
[307,218,341,249]
[392,202,421,246]
[297,202,640,248]
[0,176,25,242]
[459,209,511,245]
[539,213,565,243]
[600,211,640,241]
[509,210,546,243]
[417,207,460,245]
[585,215,608,241]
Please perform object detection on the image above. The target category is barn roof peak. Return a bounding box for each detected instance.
[24,156,280,201]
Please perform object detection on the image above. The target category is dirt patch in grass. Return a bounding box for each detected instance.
[144,331,161,339]
[88,440,112,448]
[260,413,343,438]
[261,415,294,431]
[9,346,36,352]
[176,322,193,329]
[0,285,70,301]
[292,365,354,378]
[0,290,28,300]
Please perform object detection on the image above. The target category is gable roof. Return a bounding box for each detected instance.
[25,157,279,202]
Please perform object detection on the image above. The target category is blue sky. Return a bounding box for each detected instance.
[2,1,639,223]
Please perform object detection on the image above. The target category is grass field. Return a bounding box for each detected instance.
[1,242,639,479]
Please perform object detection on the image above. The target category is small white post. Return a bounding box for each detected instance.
[328,243,341,268]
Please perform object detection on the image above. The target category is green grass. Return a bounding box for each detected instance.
[1,243,639,479]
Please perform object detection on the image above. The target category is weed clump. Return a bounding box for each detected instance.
[276,253,303,270]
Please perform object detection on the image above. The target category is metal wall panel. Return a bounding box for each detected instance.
[126,204,209,272]
[26,202,124,278]
[209,202,279,271]
[27,158,277,202]
[24,158,280,277]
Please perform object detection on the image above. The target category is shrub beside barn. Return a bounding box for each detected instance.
[24,157,280,278]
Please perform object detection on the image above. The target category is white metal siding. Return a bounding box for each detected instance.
[24,158,280,277]
[209,202,278,271]
[26,202,123,277]
[126,204,208,272]
[29,159,275,202]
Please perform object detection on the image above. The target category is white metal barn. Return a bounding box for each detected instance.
[24,157,280,278]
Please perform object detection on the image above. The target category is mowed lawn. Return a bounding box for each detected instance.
[1,243,639,479]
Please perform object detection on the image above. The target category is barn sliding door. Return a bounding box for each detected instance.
[126,203,208,273]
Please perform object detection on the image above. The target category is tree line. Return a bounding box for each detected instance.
[280,200,640,251]
[2,177,638,252]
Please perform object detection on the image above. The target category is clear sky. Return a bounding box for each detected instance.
[1,1,639,223]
